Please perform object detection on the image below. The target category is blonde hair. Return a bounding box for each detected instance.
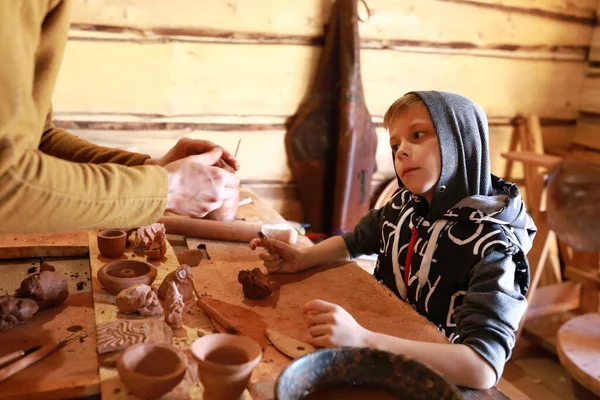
[383,93,424,130]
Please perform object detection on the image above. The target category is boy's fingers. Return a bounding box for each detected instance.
[311,335,331,348]
[307,313,334,326]
[259,252,279,262]
[303,299,336,314]
[309,324,332,337]
[264,260,283,269]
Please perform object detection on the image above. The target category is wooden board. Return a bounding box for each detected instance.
[191,260,447,381]
[69,0,592,49]
[444,0,597,20]
[88,231,214,399]
[0,259,99,400]
[0,232,89,260]
[66,125,576,184]
[557,313,600,397]
[54,40,585,120]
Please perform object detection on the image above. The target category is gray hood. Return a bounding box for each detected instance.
[397,91,492,221]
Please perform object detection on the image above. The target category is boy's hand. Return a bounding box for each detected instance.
[303,299,370,348]
[249,237,301,273]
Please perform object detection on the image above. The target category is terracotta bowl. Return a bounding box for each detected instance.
[275,347,462,400]
[117,343,187,399]
[97,259,157,295]
[191,333,262,400]
[97,229,127,258]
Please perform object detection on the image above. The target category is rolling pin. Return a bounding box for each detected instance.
[158,216,298,244]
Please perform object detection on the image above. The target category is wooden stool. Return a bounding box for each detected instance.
[557,313,600,397]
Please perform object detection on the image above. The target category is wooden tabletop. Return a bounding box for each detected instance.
[0,189,520,399]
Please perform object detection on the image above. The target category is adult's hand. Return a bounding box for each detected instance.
[164,148,240,218]
[145,138,240,170]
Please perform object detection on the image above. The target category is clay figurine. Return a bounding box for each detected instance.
[116,284,163,317]
[158,264,195,301]
[132,223,168,260]
[0,295,39,332]
[238,268,273,300]
[164,281,184,330]
[17,262,69,309]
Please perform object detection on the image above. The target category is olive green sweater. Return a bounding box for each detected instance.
[0,0,169,234]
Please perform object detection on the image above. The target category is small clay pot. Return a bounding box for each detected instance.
[97,229,127,258]
[97,260,157,295]
[117,343,187,399]
[191,333,262,400]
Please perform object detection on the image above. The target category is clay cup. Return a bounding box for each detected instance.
[97,229,127,258]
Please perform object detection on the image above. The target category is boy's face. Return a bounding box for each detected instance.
[388,104,441,204]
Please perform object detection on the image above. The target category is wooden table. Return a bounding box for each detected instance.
[0,189,520,399]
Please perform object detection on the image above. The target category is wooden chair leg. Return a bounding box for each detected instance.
[515,222,554,343]
[504,124,521,180]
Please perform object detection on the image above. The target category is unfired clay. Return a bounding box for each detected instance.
[17,264,69,309]
[164,281,184,330]
[177,249,205,268]
[117,343,187,399]
[238,268,272,300]
[191,333,262,400]
[116,284,163,316]
[132,223,168,260]
[97,259,157,295]
[0,295,39,332]
[158,264,195,301]
[97,229,127,258]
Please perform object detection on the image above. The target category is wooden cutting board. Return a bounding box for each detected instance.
[190,260,448,384]
[0,258,99,400]
[0,231,89,260]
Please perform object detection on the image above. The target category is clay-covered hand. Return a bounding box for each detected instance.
[249,237,301,273]
[164,147,240,218]
[145,138,240,170]
[303,299,371,348]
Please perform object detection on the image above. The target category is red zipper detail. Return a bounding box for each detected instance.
[404,226,418,287]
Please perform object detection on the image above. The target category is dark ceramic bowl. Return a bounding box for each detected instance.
[275,347,462,400]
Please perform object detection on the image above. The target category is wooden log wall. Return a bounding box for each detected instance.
[53,0,594,222]
[578,1,600,152]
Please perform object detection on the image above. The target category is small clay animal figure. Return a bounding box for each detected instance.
[116,284,163,317]
[17,262,69,309]
[238,268,273,300]
[164,281,184,330]
[0,295,39,332]
[158,264,195,301]
[132,223,167,260]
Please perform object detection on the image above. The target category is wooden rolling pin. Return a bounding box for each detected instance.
[158,216,297,244]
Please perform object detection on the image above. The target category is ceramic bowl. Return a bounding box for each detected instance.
[97,229,127,258]
[117,343,187,399]
[275,347,462,400]
[191,333,262,400]
[97,259,157,295]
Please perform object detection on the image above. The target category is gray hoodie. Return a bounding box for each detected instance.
[343,91,537,382]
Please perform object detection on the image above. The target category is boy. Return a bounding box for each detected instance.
[252,91,536,389]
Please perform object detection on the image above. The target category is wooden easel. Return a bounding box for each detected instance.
[502,115,570,343]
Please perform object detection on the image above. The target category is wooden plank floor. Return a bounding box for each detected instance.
[504,337,599,400]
